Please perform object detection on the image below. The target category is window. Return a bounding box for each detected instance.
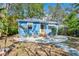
[28,23,33,29]
[28,25,32,29]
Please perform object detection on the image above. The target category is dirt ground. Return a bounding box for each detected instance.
[0,35,69,56]
[65,37,79,51]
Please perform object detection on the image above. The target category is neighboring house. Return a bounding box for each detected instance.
[17,19,59,38]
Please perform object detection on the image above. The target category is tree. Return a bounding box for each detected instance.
[63,3,79,36]
[64,12,79,36]
[0,7,8,36]
[7,3,28,19]
[27,3,44,18]
[7,3,44,19]
[48,3,66,23]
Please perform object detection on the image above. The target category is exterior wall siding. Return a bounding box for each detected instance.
[18,21,51,37]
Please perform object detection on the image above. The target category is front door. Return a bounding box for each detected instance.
[39,23,46,37]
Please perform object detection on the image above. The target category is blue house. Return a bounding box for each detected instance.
[18,19,59,39]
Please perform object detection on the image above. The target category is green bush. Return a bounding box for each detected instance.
[64,12,79,37]
[8,15,18,35]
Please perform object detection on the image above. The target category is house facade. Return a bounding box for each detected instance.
[18,19,59,38]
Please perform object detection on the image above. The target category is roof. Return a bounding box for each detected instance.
[17,19,59,25]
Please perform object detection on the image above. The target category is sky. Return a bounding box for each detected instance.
[44,3,73,13]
